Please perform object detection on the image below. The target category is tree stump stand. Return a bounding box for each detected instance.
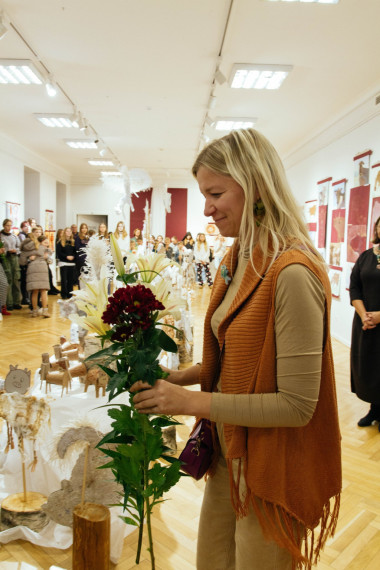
[73,503,110,570]
[1,492,48,531]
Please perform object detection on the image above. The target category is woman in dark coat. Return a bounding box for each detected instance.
[74,222,89,282]
[349,215,380,427]
[56,227,76,299]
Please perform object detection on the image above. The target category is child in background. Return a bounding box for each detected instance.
[194,233,213,288]
[136,237,145,257]
[27,234,52,317]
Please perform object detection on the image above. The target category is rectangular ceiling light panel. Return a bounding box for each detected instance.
[35,114,79,128]
[0,59,43,84]
[265,1,339,4]
[88,160,114,166]
[230,64,293,90]
[214,118,257,131]
[65,140,97,149]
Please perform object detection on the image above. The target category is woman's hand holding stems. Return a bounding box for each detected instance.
[130,364,212,419]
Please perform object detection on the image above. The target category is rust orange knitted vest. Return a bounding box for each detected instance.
[199,243,341,569]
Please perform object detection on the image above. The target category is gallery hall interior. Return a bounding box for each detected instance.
[1,1,380,569]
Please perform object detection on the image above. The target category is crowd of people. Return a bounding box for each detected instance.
[0,216,227,319]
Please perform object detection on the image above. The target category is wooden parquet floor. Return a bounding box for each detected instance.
[1,289,380,569]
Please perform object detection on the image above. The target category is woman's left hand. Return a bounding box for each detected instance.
[131,379,188,415]
[365,311,380,327]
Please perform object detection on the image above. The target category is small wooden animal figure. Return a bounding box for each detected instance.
[41,359,72,397]
[53,344,80,362]
[4,365,31,395]
[84,367,109,398]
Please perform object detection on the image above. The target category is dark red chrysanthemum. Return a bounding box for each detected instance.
[102,284,164,336]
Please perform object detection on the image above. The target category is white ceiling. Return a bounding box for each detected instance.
[0,0,380,185]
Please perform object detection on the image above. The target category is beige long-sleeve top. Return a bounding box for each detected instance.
[210,258,325,428]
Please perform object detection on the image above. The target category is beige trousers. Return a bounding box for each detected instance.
[196,455,293,570]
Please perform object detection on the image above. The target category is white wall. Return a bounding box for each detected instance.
[286,113,380,346]
[0,133,70,228]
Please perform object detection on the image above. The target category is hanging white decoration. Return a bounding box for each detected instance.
[101,167,152,217]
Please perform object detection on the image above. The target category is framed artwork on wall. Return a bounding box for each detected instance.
[372,162,380,195]
[353,150,372,187]
[45,209,54,231]
[6,201,21,230]
[317,177,332,256]
[304,199,317,245]
[328,265,343,299]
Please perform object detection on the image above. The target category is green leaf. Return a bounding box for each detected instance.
[158,329,178,353]
[85,343,123,361]
[96,364,117,378]
[120,516,139,527]
[151,416,181,428]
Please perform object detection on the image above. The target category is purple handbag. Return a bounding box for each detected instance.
[179,418,213,480]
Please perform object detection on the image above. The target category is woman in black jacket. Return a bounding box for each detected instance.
[56,227,76,299]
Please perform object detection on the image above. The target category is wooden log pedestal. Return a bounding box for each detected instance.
[1,492,48,531]
[73,503,110,570]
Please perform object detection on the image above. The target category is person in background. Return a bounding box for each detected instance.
[130,228,142,248]
[194,232,213,288]
[56,229,64,247]
[0,242,10,316]
[71,224,79,239]
[97,222,109,240]
[169,236,180,262]
[74,223,89,284]
[183,232,194,249]
[56,227,76,299]
[113,221,129,261]
[88,229,96,237]
[27,218,37,229]
[19,221,31,305]
[136,237,145,257]
[155,235,165,254]
[131,128,342,569]
[1,219,22,310]
[26,234,52,318]
[213,234,227,270]
[349,215,380,428]
[19,221,30,242]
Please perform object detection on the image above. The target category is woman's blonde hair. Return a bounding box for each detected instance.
[114,221,128,239]
[192,128,323,273]
[60,227,75,247]
[195,233,208,251]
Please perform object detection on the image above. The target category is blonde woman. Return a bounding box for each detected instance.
[131,128,341,569]
[194,233,213,287]
[113,221,129,260]
[56,227,76,299]
[97,222,109,240]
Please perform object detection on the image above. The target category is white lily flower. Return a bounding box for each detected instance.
[110,232,125,276]
[146,277,186,320]
[70,265,111,336]
[125,253,178,283]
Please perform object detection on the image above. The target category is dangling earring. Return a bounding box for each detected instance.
[254,198,265,227]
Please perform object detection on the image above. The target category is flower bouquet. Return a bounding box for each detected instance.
[71,235,187,569]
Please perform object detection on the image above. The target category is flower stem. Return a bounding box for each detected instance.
[136,517,144,565]
[145,495,155,569]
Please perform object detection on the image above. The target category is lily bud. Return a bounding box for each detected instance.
[110,232,125,276]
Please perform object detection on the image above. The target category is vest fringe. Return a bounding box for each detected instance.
[224,459,341,570]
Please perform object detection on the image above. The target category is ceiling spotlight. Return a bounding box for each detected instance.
[96,140,108,157]
[205,115,215,127]
[77,113,88,131]
[0,11,9,40]
[45,79,57,97]
[215,68,227,85]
